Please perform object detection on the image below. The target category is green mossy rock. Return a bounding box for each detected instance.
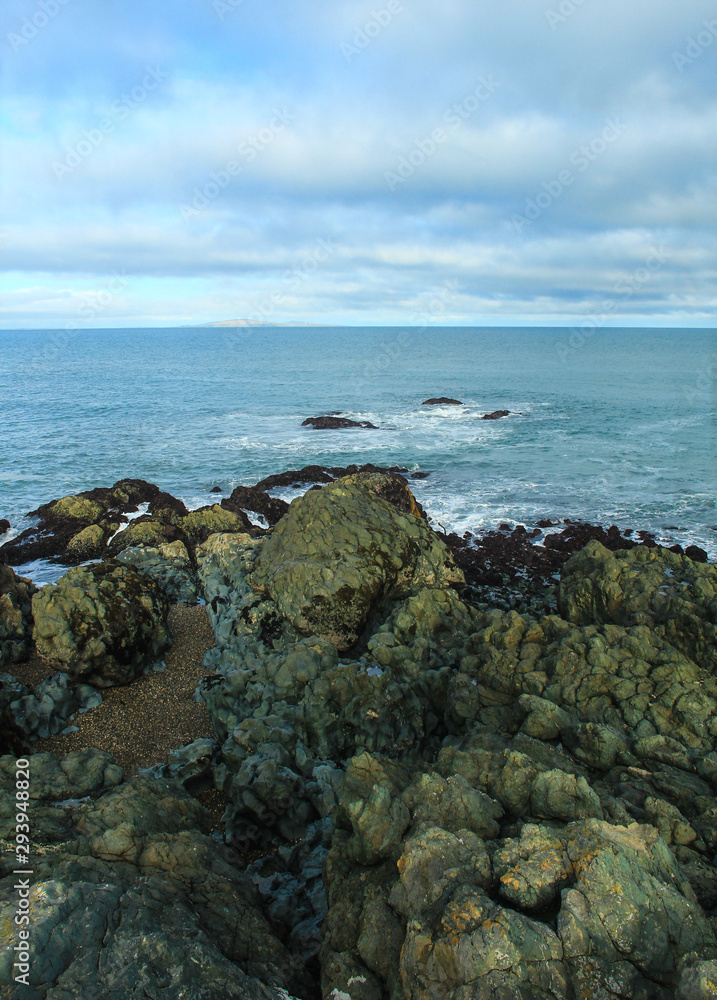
[31,561,170,686]
[49,495,104,523]
[65,522,106,561]
[181,504,249,545]
[559,540,717,671]
[250,473,463,650]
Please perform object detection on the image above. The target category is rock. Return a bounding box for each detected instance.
[250,473,462,650]
[181,504,252,545]
[2,670,102,739]
[559,540,717,671]
[482,409,511,419]
[32,561,170,686]
[421,397,463,405]
[106,516,181,556]
[0,754,312,997]
[0,478,162,565]
[115,540,198,603]
[530,768,603,822]
[64,522,106,561]
[166,737,217,784]
[0,564,35,667]
[301,415,378,429]
[676,953,717,998]
[322,744,717,1000]
[221,486,289,527]
[686,545,709,563]
[0,519,9,535]
[337,752,411,864]
[210,485,223,493]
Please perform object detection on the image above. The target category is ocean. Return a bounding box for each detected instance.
[1,326,715,581]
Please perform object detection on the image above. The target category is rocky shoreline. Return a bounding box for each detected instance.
[1,467,716,999]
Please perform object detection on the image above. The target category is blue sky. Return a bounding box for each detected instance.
[1,0,716,327]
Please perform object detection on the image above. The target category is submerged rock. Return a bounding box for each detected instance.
[250,473,462,650]
[32,561,170,686]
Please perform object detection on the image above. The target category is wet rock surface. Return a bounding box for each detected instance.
[302,415,379,430]
[0,468,715,999]
[482,408,511,419]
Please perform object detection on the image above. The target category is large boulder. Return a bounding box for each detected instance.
[250,473,462,650]
[559,540,717,671]
[32,561,170,686]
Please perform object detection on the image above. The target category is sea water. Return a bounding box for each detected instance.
[1,326,715,580]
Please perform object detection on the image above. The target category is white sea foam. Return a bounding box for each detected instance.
[107,502,151,544]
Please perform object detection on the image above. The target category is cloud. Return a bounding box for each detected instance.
[1,0,715,325]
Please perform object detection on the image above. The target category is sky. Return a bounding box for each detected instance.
[1,0,716,328]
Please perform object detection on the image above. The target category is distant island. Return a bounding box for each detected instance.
[203,319,324,327]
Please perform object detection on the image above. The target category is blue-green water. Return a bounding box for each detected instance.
[1,326,715,562]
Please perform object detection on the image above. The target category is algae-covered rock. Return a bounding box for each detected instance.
[32,561,170,686]
[0,564,35,667]
[115,539,198,602]
[181,504,251,545]
[64,522,106,561]
[250,473,462,650]
[559,540,717,671]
